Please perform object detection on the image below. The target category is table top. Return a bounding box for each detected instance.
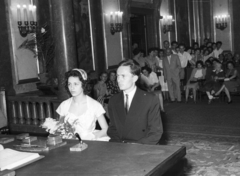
[2,138,186,176]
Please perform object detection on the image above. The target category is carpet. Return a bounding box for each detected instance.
[161,133,240,176]
[162,98,240,136]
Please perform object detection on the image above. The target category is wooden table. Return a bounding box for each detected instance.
[3,139,186,176]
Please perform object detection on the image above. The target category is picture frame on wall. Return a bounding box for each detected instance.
[5,0,40,93]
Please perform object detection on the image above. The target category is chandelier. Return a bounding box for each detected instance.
[161,15,174,34]
[16,4,37,37]
[106,11,123,35]
[215,15,228,31]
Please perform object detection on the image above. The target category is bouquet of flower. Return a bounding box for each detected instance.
[41,117,78,139]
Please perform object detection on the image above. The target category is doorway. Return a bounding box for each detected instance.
[130,13,148,56]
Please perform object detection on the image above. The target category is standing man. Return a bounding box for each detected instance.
[171,41,179,54]
[163,48,182,102]
[213,41,223,59]
[107,60,163,145]
[178,44,194,79]
[163,40,170,55]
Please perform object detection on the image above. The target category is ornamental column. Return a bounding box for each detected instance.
[51,0,78,100]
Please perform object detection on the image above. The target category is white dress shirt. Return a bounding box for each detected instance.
[123,86,137,110]
[213,48,223,58]
[167,56,171,64]
[178,52,192,68]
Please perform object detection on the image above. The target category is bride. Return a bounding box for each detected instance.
[56,68,109,141]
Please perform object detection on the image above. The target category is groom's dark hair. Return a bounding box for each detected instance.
[118,59,141,77]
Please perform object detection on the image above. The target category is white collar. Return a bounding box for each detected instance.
[123,86,137,96]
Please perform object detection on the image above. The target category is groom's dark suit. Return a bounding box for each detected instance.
[107,88,163,145]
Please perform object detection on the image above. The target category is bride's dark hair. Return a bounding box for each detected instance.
[65,69,88,95]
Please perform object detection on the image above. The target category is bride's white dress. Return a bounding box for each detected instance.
[56,96,110,141]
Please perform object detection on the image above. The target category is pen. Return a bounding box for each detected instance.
[75,133,83,144]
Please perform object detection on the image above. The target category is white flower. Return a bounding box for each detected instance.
[41,117,59,134]
[41,27,46,33]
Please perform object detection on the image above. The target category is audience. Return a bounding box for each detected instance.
[91,39,239,109]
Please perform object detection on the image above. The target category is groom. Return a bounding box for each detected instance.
[107,60,163,145]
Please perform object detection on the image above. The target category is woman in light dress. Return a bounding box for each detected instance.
[185,61,206,103]
[56,69,109,141]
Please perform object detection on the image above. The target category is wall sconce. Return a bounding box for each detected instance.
[16,4,37,37]
[215,15,228,30]
[161,15,174,34]
[106,11,123,35]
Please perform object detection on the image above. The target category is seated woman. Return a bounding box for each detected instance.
[185,61,206,103]
[94,72,110,105]
[224,61,240,92]
[141,66,165,112]
[204,59,214,82]
[106,71,120,97]
[233,53,240,66]
[57,69,109,141]
[202,60,225,104]
[214,61,240,103]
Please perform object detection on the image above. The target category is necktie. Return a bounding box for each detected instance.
[125,94,129,114]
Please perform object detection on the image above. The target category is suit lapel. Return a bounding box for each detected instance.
[115,92,127,125]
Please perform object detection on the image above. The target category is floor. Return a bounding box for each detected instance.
[161,95,240,137]
[161,94,240,176]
